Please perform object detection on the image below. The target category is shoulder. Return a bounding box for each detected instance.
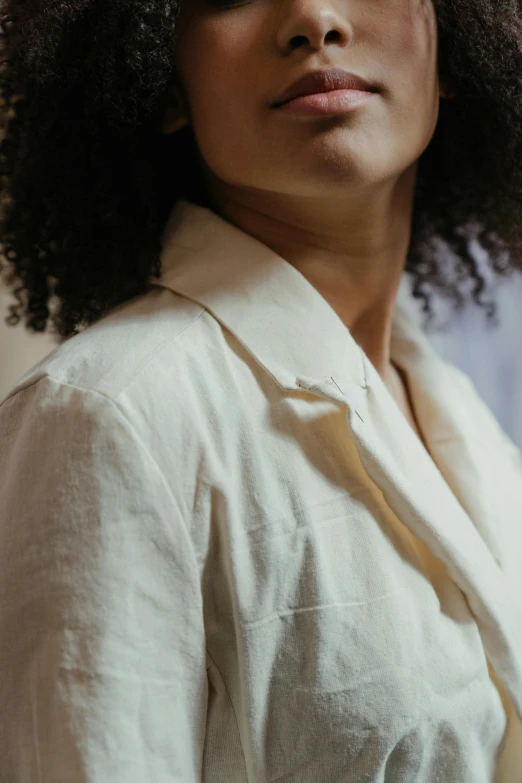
[0,286,225,521]
[0,285,208,407]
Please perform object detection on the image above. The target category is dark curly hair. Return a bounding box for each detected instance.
[0,0,521,342]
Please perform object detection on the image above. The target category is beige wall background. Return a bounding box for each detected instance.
[0,284,58,399]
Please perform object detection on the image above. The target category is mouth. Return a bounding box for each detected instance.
[273,89,377,117]
[271,68,379,109]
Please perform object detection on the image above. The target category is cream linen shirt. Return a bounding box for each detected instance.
[1,198,522,782]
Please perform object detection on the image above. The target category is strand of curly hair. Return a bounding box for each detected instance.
[0,0,521,342]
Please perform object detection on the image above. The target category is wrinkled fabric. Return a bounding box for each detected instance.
[0,198,521,782]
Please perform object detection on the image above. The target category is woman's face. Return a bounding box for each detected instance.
[164,0,444,204]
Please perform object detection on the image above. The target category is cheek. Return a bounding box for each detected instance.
[383,0,440,139]
[377,0,438,83]
[177,54,256,178]
[408,2,438,84]
[184,12,256,94]
[178,22,265,164]
[178,25,256,138]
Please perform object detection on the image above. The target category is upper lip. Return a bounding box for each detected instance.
[271,67,378,108]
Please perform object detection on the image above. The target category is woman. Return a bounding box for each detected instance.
[0,0,522,780]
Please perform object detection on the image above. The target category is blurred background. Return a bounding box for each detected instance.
[2,254,522,452]
[397,267,522,453]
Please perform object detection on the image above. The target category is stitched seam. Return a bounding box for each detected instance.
[114,306,206,397]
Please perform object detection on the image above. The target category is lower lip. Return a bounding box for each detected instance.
[276,89,375,116]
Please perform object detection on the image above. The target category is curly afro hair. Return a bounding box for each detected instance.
[0,0,521,342]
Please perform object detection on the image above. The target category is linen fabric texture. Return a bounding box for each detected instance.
[1,198,522,781]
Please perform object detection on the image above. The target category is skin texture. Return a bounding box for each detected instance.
[161,0,454,404]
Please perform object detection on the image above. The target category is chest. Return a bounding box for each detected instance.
[201,424,506,782]
[190,350,522,779]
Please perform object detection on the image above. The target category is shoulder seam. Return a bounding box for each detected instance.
[114,305,207,399]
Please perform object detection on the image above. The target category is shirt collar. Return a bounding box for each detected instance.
[150,197,439,408]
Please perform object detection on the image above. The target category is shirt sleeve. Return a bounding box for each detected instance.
[0,376,208,782]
